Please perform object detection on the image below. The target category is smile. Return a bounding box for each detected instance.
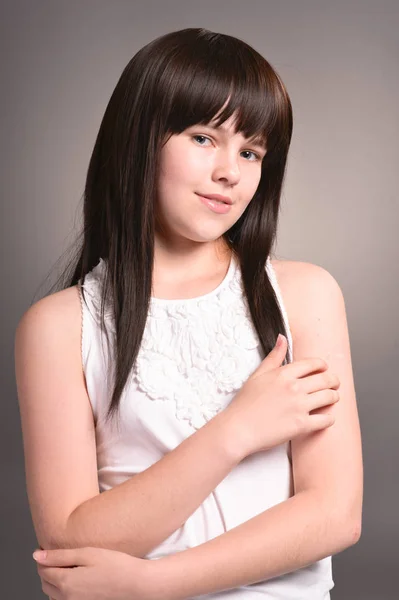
[197,195,232,214]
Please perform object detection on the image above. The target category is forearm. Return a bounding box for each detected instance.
[60,411,242,558]
[152,490,360,599]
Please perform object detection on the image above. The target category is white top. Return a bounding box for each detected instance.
[78,254,334,599]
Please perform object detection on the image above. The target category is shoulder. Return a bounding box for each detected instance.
[15,285,82,357]
[269,258,341,296]
[16,285,81,330]
[269,258,345,344]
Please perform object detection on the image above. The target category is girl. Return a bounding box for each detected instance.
[15,27,362,600]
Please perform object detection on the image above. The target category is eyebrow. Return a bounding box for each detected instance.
[248,135,267,150]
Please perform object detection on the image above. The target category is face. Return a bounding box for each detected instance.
[155,111,267,251]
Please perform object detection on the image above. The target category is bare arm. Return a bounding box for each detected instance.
[66,411,241,557]
[15,289,244,559]
[149,489,359,599]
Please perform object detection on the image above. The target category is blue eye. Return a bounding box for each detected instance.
[241,150,260,162]
[192,135,211,145]
[192,135,261,161]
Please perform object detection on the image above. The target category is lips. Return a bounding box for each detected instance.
[196,192,232,205]
[197,194,232,214]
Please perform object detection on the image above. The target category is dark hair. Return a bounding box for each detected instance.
[41,27,293,426]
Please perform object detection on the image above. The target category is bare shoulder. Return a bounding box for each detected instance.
[269,257,339,295]
[18,284,81,319]
[15,285,82,351]
[269,258,344,340]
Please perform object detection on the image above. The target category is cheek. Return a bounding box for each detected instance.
[242,169,262,202]
[159,144,208,190]
[158,152,179,190]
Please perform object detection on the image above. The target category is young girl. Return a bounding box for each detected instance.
[15,27,363,600]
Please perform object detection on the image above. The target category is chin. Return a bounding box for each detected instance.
[184,229,228,244]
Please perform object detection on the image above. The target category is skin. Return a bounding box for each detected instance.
[35,110,270,599]
[153,109,267,287]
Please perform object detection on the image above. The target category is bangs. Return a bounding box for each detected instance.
[156,30,289,152]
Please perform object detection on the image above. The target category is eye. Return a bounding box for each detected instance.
[192,134,261,162]
[241,150,261,162]
[192,134,212,146]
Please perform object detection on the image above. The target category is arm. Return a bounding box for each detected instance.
[66,412,241,558]
[150,488,359,599]
[143,262,363,599]
[15,288,243,559]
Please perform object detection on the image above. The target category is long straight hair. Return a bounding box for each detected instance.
[45,28,294,426]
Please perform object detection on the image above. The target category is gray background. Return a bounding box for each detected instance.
[2,1,398,598]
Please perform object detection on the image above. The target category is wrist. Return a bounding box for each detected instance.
[210,407,249,465]
[145,556,179,600]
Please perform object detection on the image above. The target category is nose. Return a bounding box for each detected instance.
[212,150,240,186]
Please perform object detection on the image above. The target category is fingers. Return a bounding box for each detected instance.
[307,388,340,413]
[283,357,328,379]
[307,410,336,431]
[300,371,340,394]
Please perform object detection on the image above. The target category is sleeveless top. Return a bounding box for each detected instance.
[78,254,334,599]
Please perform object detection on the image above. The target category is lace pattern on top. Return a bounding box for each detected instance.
[79,256,288,430]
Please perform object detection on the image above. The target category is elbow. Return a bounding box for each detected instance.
[338,514,362,549]
[42,540,65,551]
[34,525,69,552]
[40,533,73,551]
[322,499,362,552]
[37,518,77,552]
[348,519,362,545]
[313,492,362,549]
[324,492,363,549]
[327,516,361,556]
[345,501,363,546]
[36,535,67,552]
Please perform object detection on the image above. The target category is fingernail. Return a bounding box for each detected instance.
[277,334,284,346]
[33,550,47,561]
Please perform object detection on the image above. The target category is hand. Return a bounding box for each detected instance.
[33,546,158,600]
[222,334,340,458]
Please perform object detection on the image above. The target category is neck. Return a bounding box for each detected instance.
[152,238,232,282]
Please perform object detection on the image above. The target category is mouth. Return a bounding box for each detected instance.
[195,192,233,205]
[196,194,232,214]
